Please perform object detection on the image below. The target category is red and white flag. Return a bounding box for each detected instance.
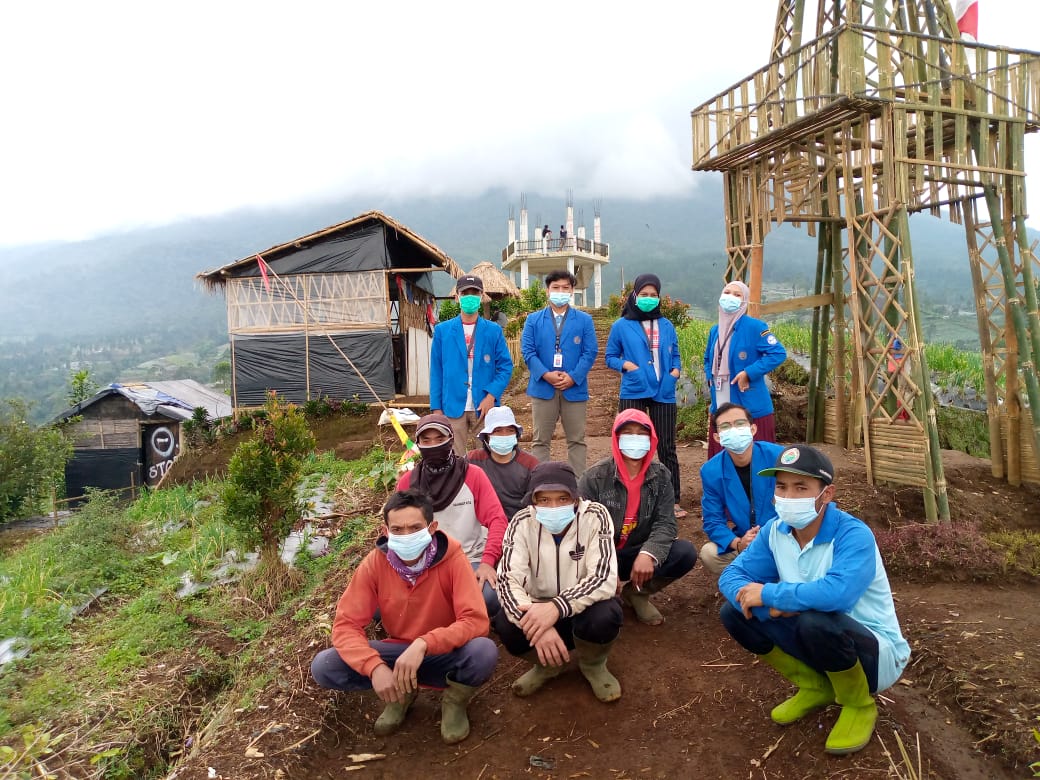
[954,0,978,41]
[256,254,271,293]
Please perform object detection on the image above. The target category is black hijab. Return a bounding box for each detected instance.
[621,273,662,321]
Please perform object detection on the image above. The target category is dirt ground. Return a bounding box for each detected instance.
[167,414,1040,780]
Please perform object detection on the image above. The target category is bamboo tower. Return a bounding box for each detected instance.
[691,0,1040,520]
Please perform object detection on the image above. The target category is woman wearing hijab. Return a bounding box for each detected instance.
[604,273,686,518]
[704,280,787,457]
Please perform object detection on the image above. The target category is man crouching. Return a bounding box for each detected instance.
[494,462,623,702]
[311,489,497,744]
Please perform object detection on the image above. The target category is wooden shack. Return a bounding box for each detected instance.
[54,380,232,498]
[196,211,464,409]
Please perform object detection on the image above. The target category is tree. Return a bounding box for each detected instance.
[220,393,315,610]
[0,399,74,523]
[212,360,231,393]
[67,368,98,406]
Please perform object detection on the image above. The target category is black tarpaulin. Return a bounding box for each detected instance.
[229,223,387,278]
[65,447,141,504]
[232,331,395,406]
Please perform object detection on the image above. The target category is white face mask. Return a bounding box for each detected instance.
[774,491,826,529]
[618,433,652,459]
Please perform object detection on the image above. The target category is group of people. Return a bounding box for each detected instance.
[309,271,910,758]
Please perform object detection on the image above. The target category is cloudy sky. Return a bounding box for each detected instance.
[2,0,1038,246]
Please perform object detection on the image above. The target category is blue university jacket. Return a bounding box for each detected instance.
[719,505,911,692]
[699,441,785,552]
[429,316,513,418]
[521,306,598,401]
[704,316,787,417]
[604,317,682,403]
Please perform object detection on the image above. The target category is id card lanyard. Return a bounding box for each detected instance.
[552,306,570,369]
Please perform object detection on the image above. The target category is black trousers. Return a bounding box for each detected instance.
[617,539,697,582]
[618,398,680,501]
[494,598,623,656]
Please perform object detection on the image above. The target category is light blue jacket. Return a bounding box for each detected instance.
[429,316,513,418]
[521,306,598,401]
[605,317,682,403]
[699,441,785,552]
[704,315,786,417]
[719,504,911,692]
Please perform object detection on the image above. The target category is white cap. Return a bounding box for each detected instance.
[478,406,523,439]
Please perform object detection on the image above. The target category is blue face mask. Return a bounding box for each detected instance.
[774,491,825,529]
[548,292,572,307]
[719,293,742,313]
[386,527,433,561]
[535,504,576,534]
[635,296,660,313]
[459,295,482,315]
[488,434,517,455]
[719,427,754,454]
[618,433,652,459]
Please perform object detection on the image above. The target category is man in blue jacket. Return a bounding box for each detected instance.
[520,270,598,476]
[699,402,785,575]
[430,275,514,455]
[718,444,910,756]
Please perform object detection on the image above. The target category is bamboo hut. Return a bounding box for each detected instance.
[197,211,464,409]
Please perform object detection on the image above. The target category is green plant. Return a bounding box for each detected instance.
[439,299,461,321]
[985,529,1040,577]
[0,723,66,779]
[676,397,710,442]
[220,392,315,610]
[66,368,98,406]
[0,399,74,522]
[341,395,369,417]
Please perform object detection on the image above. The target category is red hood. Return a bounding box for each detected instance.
[611,407,658,484]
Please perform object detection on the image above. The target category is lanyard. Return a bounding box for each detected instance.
[551,307,570,351]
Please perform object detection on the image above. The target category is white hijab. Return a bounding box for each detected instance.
[712,281,751,395]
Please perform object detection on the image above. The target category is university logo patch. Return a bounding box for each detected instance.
[483,354,491,363]
[780,448,800,464]
[573,336,581,344]
[767,334,778,345]
[738,351,747,360]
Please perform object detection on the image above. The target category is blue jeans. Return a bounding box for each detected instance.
[720,603,881,693]
[310,637,498,691]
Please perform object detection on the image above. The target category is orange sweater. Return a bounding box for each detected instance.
[331,532,489,678]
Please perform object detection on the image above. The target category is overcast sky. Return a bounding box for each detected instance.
[2,1,1038,247]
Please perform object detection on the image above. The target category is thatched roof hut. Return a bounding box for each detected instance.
[467,261,520,300]
[195,211,463,407]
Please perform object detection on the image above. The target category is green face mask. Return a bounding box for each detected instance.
[459,295,482,315]
[635,296,660,313]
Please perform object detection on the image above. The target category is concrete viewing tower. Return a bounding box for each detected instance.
[501,193,610,307]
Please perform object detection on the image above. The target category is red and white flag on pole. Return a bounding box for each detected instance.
[954,0,978,41]
[256,254,271,293]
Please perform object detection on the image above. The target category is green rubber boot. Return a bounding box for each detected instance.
[620,579,670,625]
[759,647,835,725]
[824,661,878,755]
[511,652,566,697]
[440,677,478,745]
[573,637,622,702]
[373,689,418,736]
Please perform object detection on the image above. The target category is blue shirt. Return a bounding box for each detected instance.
[704,315,786,417]
[719,504,911,691]
[429,316,513,418]
[700,441,785,552]
[604,317,682,403]
[521,306,598,401]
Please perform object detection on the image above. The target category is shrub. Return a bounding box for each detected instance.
[676,397,710,442]
[220,392,315,610]
[873,520,1002,581]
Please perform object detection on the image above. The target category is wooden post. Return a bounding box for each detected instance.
[130,470,136,502]
[51,486,58,527]
[747,244,764,318]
